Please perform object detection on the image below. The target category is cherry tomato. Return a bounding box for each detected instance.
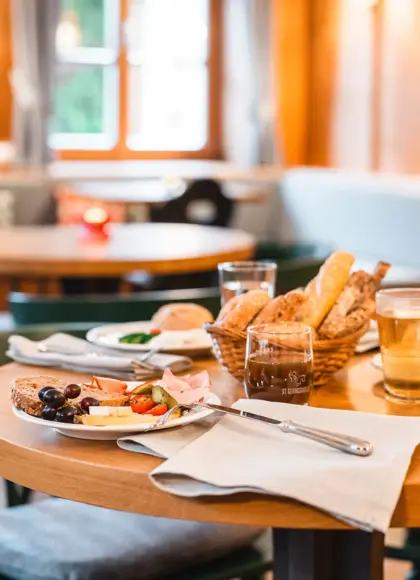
[130,395,156,414]
[146,403,168,416]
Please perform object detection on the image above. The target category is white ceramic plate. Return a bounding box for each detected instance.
[371,353,383,370]
[13,390,221,441]
[86,322,213,356]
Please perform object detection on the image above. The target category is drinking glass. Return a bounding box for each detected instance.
[377,289,420,402]
[218,261,277,306]
[245,322,313,405]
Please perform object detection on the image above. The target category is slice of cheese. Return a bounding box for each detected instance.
[82,414,155,426]
[89,406,133,417]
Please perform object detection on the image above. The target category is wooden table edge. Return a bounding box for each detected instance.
[0,247,255,277]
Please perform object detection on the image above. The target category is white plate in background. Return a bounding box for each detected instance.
[86,321,213,356]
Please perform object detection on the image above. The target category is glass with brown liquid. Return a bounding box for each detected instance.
[377,289,420,402]
[245,323,313,405]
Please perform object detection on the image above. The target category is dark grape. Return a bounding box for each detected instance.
[38,386,55,403]
[41,406,58,421]
[79,397,100,414]
[55,406,78,424]
[64,383,81,400]
[42,389,66,409]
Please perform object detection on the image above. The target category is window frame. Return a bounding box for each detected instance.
[56,0,223,161]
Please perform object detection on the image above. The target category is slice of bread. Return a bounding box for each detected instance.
[11,375,129,418]
[11,376,65,417]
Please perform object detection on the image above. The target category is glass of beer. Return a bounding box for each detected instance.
[377,289,420,402]
[218,261,277,306]
[245,322,314,405]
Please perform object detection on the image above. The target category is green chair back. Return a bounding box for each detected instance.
[9,288,221,326]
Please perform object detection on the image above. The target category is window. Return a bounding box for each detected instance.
[52,0,222,160]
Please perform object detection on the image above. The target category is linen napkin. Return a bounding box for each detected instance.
[118,415,219,458]
[149,399,420,533]
[7,333,192,380]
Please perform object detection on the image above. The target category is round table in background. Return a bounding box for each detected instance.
[1,356,419,579]
[0,223,255,277]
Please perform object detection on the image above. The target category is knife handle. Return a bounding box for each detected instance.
[279,420,373,457]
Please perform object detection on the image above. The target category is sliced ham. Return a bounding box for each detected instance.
[156,369,211,405]
[91,376,127,394]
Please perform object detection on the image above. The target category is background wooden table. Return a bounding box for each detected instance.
[0,223,255,277]
[0,355,415,579]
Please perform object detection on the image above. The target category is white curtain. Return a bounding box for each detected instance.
[10,0,60,166]
[223,0,278,165]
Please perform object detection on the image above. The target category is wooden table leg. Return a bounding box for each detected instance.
[272,528,384,580]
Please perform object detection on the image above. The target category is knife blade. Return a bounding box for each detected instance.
[190,402,373,457]
[194,402,281,425]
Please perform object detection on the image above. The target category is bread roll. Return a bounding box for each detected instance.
[304,251,355,328]
[252,295,289,325]
[254,290,312,325]
[152,303,214,331]
[219,290,270,331]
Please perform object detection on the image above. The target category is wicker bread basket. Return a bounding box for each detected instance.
[205,321,370,387]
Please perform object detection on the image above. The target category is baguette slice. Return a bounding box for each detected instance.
[304,251,355,328]
[318,261,391,339]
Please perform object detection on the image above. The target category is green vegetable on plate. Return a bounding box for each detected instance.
[119,330,161,345]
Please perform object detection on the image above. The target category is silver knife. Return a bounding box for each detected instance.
[190,402,373,457]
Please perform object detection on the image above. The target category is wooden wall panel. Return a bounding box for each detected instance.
[274,0,376,170]
[272,0,311,167]
[307,0,339,166]
[329,0,375,169]
[0,0,12,142]
[379,0,420,173]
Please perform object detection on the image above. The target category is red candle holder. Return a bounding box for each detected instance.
[80,207,110,241]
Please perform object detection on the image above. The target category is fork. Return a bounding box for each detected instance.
[142,404,183,432]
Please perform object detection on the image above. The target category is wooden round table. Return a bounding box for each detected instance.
[0,223,255,277]
[0,356,419,579]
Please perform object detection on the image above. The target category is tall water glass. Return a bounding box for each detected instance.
[218,261,277,306]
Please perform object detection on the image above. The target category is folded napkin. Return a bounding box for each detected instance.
[118,415,219,458]
[149,399,420,533]
[7,333,192,381]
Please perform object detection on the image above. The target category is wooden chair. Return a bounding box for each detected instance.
[150,179,234,227]
[385,530,420,579]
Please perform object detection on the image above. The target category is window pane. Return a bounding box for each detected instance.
[128,64,207,151]
[51,64,118,148]
[57,0,118,52]
[127,0,209,64]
